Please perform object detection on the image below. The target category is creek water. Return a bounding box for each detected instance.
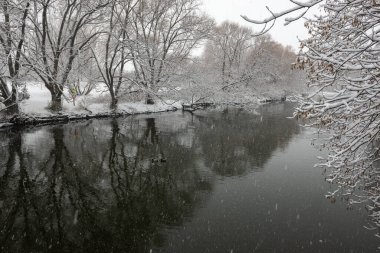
[0,103,378,252]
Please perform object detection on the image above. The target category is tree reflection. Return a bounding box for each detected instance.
[196,103,300,176]
[0,118,212,252]
[0,103,300,252]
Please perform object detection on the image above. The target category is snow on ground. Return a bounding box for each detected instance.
[12,84,181,118]
[20,83,63,116]
[0,82,293,123]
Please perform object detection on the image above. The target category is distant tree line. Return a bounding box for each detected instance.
[172,22,304,105]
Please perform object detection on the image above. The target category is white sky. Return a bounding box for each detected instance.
[201,0,322,50]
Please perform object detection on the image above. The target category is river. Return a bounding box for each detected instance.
[0,102,378,252]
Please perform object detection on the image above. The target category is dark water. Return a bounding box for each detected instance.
[0,103,378,253]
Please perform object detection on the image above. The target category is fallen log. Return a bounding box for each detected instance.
[259,96,287,104]
[182,102,214,112]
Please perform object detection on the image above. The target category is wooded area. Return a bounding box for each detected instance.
[0,0,304,114]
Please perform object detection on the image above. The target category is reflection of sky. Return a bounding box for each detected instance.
[176,129,195,149]
[22,129,51,150]
[154,113,191,132]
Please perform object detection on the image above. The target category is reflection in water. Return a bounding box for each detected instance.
[196,103,300,176]
[1,103,375,252]
[0,117,215,252]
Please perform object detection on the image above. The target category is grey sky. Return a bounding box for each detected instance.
[201,0,322,50]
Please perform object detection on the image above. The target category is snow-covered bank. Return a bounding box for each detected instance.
[0,84,181,129]
[0,84,295,129]
[0,103,180,129]
[1,84,181,116]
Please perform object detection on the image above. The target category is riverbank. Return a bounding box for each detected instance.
[0,99,290,129]
[0,84,184,129]
[0,101,182,129]
[0,84,291,129]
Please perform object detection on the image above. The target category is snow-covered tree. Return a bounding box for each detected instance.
[0,0,30,113]
[201,23,302,100]
[244,0,380,232]
[243,34,300,93]
[203,21,254,87]
[91,0,137,109]
[126,0,213,104]
[27,0,109,111]
[298,0,380,199]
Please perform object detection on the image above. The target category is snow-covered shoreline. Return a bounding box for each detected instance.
[0,84,292,129]
[0,99,292,129]
[0,84,183,129]
[0,105,179,129]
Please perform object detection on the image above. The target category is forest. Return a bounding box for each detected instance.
[0,0,304,116]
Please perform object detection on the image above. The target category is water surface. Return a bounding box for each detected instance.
[0,103,378,252]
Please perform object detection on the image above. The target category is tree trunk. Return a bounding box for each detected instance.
[1,82,19,115]
[146,94,154,105]
[110,96,118,110]
[45,82,63,111]
[3,100,19,115]
[49,92,63,111]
